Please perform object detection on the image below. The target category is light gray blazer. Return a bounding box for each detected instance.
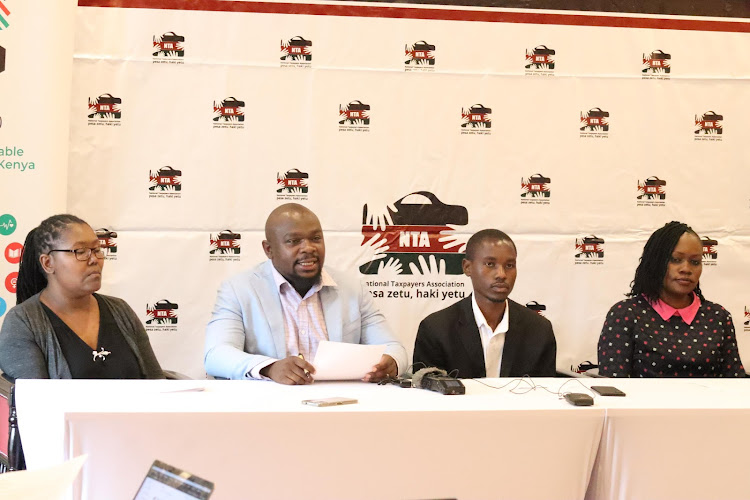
[0,293,164,379]
[204,260,407,380]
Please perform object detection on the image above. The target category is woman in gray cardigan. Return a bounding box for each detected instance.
[0,214,163,379]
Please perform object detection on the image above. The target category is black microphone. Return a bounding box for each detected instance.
[412,367,465,395]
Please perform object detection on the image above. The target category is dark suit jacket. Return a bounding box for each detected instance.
[413,296,556,378]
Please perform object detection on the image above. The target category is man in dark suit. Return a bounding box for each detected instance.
[413,229,556,378]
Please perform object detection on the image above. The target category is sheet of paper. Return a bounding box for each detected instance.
[0,454,87,500]
[312,341,386,381]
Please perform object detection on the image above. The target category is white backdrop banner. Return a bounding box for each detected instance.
[7,0,750,378]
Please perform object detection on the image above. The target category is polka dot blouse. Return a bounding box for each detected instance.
[598,295,744,377]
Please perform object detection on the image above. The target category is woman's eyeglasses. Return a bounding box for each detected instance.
[48,247,106,261]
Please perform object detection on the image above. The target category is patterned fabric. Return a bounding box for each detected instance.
[598,295,744,377]
[271,266,335,361]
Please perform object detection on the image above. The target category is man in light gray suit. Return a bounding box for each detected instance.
[205,203,406,384]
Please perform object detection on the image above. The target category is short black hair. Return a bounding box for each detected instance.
[628,221,703,302]
[16,214,87,304]
[465,229,516,260]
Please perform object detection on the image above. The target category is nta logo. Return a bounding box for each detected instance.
[642,50,671,74]
[521,174,551,198]
[210,230,241,255]
[360,191,468,275]
[95,228,117,256]
[637,176,666,200]
[146,299,178,325]
[277,169,308,194]
[339,100,370,125]
[213,97,245,122]
[525,45,555,70]
[695,111,722,135]
[281,36,312,61]
[405,40,435,66]
[153,32,185,57]
[150,166,182,191]
[526,301,547,316]
[701,236,718,261]
[580,108,609,132]
[88,94,122,119]
[461,104,491,128]
[575,235,605,259]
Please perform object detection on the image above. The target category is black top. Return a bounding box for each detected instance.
[598,295,744,377]
[413,296,557,378]
[41,294,144,379]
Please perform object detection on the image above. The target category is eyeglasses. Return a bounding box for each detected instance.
[49,247,106,261]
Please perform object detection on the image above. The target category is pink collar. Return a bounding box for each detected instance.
[648,293,701,325]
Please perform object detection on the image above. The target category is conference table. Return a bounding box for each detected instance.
[13,377,750,500]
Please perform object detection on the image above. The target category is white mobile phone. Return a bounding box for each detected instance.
[302,397,358,407]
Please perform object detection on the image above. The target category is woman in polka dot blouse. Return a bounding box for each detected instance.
[598,221,744,377]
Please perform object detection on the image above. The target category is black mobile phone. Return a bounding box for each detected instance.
[591,385,626,397]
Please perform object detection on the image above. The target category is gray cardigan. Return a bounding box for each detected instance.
[0,293,164,379]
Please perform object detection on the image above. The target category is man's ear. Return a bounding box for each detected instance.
[261,240,272,259]
[462,258,472,277]
[39,253,54,274]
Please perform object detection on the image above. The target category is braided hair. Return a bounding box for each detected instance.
[16,214,87,304]
[628,221,704,303]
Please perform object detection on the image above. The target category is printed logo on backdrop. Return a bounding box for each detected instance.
[521,174,550,205]
[0,1,10,31]
[642,50,671,79]
[0,45,5,74]
[525,45,555,76]
[213,97,245,129]
[88,94,122,127]
[5,271,17,294]
[694,111,722,141]
[0,214,17,236]
[700,236,718,266]
[209,230,241,262]
[0,297,6,318]
[744,306,749,332]
[526,301,547,317]
[145,299,178,332]
[149,166,182,198]
[4,242,22,264]
[580,108,609,138]
[360,192,469,303]
[338,100,370,132]
[280,36,312,68]
[461,104,491,135]
[277,168,308,201]
[153,32,185,64]
[636,176,666,206]
[575,235,605,265]
[405,40,435,72]
[1,146,36,172]
[95,228,117,261]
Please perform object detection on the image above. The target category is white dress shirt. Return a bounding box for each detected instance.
[471,294,509,377]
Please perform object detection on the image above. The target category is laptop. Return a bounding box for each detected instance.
[133,460,214,500]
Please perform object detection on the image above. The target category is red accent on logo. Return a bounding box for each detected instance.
[361,225,462,254]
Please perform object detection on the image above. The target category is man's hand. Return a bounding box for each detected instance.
[260,356,316,385]
[363,354,398,383]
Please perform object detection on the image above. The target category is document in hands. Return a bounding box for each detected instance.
[312,341,385,380]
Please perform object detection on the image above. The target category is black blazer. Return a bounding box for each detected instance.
[413,296,556,378]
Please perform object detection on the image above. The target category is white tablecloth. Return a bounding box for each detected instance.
[16,378,604,500]
[581,378,750,500]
